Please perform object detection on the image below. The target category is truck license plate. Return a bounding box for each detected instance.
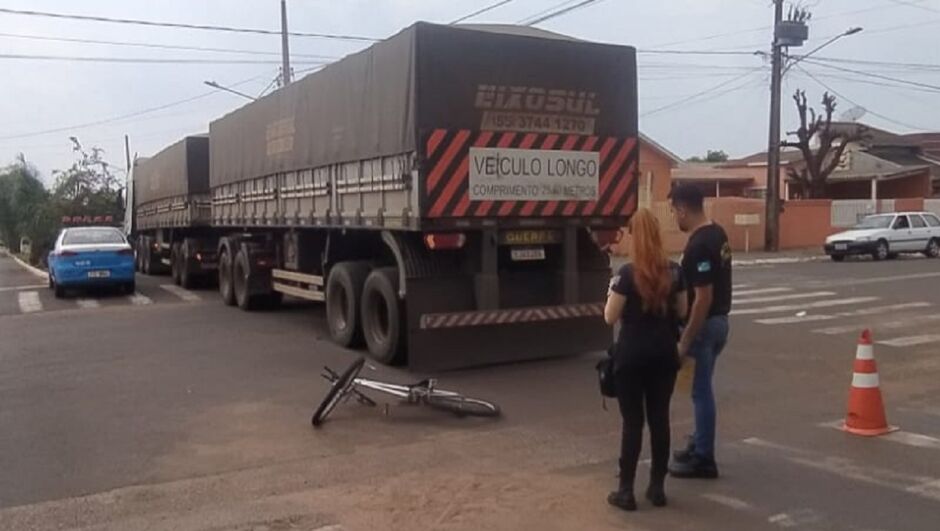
[510,246,546,261]
[87,270,110,278]
[835,243,848,251]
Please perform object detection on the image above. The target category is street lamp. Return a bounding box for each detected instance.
[784,27,863,73]
[203,80,257,101]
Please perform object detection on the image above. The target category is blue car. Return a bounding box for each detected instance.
[48,226,136,298]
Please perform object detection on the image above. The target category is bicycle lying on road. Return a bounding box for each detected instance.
[312,357,501,426]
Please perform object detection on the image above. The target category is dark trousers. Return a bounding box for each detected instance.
[615,362,677,489]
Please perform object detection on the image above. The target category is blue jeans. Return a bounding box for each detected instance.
[690,315,729,460]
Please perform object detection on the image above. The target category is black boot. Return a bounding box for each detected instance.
[608,459,637,511]
[646,473,667,507]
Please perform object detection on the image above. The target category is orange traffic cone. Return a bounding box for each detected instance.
[842,329,897,437]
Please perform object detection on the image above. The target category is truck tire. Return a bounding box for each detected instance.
[218,247,236,306]
[233,247,261,311]
[142,240,152,275]
[170,243,182,285]
[326,261,371,348]
[361,267,405,365]
[179,240,196,289]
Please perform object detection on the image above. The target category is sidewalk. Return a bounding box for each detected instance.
[0,248,48,280]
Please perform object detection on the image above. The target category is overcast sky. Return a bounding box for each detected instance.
[1,0,938,184]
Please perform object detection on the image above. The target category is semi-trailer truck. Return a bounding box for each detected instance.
[131,23,638,371]
[131,136,219,287]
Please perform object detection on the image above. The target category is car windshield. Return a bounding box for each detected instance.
[62,228,126,245]
[854,215,893,230]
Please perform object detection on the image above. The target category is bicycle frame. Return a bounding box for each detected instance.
[352,377,463,404]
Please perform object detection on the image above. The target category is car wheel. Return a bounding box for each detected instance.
[123,281,136,295]
[926,238,940,259]
[873,240,889,261]
[54,283,65,299]
[830,255,846,262]
[48,273,54,289]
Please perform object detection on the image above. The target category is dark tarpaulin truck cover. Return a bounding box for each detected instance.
[209,22,638,209]
[134,136,210,205]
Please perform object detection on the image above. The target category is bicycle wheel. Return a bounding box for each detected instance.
[427,393,501,418]
[312,357,366,427]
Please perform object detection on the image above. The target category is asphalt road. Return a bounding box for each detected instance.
[1,251,939,530]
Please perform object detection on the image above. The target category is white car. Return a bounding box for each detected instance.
[824,211,940,262]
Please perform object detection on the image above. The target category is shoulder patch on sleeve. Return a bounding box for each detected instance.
[697,260,712,273]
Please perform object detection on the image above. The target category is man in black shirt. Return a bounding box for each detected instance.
[667,184,732,479]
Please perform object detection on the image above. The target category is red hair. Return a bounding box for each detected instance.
[628,208,672,316]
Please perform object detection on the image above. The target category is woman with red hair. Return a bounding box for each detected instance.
[604,207,688,511]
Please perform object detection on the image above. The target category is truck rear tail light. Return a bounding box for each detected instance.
[591,229,623,249]
[424,233,466,250]
[116,249,134,256]
[195,253,203,261]
[58,250,78,257]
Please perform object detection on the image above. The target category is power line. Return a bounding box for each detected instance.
[0,72,273,142]
[451,0,516,24]
[0,32,338,60]
[641,68,764,117]
[801,58,940,93]
[523,0,604,26]
[0,7,378,42]
[795,70,940,94]
[795,65,933,131]
[885,0,940,14]
[637,49,759,56]
[0,53,330,65]
[644,1,933,50]
[803,55,940,72]
[517,0,582,25]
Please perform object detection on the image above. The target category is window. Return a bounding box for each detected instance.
[62,228,126,245]
[911,215,927,229]
[856,215,892,229]
[893,216,910,230]
[924,214,940,228]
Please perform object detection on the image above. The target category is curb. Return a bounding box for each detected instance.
[733,255,827,266]
[1,248,49,280]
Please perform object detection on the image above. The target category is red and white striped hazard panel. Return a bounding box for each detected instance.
[419,303,604,330]
[424,129,638,219]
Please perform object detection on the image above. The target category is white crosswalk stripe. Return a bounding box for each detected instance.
[734,287,790,296]
[76,298,101,309]
[730,296,880,316]
[127,292,153,305]
[734,291,835,305]
[812,313,940,335]
[17,291,42,313]
[755,302,931,325]
[159,284,201,302]
[878,334,940,348]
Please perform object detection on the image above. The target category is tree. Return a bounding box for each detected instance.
[782,90,867,199]
[687,150,730,163]
[0,155,48,254]
[52,137,124,217]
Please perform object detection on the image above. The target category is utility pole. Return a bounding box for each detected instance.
[280,0,292,86]
[764,0,784,252]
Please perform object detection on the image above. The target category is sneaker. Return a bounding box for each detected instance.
[672,435,696,462]
[669,454,719,479]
